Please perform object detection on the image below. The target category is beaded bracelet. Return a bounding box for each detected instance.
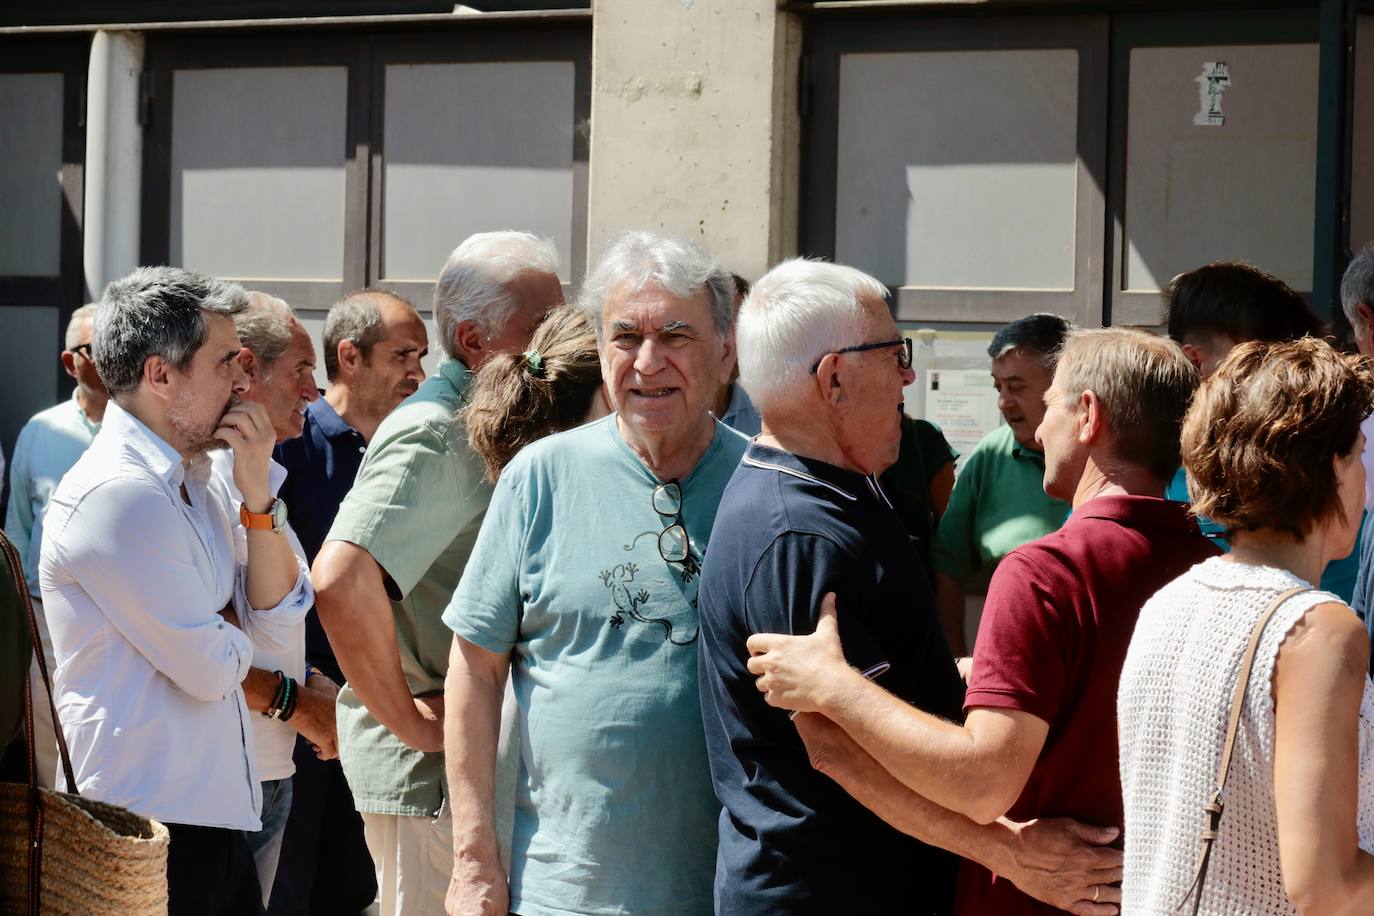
[264,670,287,719]
[279,677,299,723]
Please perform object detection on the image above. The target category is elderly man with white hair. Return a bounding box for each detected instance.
[441,230,747,916]
[313,231,563,916]
[697,259,1132,914]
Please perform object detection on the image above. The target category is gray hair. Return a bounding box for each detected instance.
[93,266,248,399]
[324,289,410,381]
[578,230,734,341]
[736,258,883,413]
[433,231,560,360]
[988,313,1074,369]
[65,303,99,351]
[1341,242,1374,332]
[235,292,297,371]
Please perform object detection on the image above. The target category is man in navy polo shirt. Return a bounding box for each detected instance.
[269,288,426,916]
[699,260,1128,914]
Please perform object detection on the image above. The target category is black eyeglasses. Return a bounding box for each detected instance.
[70,343,93,360]
[652,480,690,563]
[810,337,912,374]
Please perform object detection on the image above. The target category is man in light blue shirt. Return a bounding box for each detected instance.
[5,303,106,788]
[442,231,746,916]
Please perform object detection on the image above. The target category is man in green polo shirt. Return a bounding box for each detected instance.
[312,231,564,916]
[931,314,1072,657]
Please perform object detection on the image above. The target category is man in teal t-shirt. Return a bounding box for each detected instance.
[445,416,744,915]
[441,231,746,916]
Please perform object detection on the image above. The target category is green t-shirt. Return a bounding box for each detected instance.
[327,358,490,816]
[930,424,1068,582]
[444,415,747,916]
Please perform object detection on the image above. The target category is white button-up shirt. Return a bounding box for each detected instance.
[39,401,262,830]
[208,449,312,782]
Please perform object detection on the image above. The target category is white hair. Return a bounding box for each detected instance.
[433,231,560,360]
[578,230,735,340]
[736,258,886,413]
[65,302,99,350]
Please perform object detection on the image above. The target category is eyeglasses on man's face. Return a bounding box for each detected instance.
[652,480,690,564]
[810,337,912,374]
[70,342,93,360]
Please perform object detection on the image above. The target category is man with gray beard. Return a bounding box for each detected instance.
[40,267,303,914]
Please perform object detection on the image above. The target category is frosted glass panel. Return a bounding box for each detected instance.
[382,61,575,281]
[171,67,347,280]
[1352,18,1374,254]
[0,73,63,276]
[836,49,1079,290]
[1124,45,1318,293]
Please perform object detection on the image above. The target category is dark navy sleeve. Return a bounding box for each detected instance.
[744,532,890,678]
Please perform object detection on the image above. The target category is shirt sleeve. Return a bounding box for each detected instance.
[49,477,254,703]
[963,547,1070,724]
[4,425,34,587]
[232,522,314,656]
[930,453,982,581]
[327,414,487,600]
[442,470,527,655]
[744,532,890,678]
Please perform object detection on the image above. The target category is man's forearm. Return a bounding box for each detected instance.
[314,540,436,751]
[445,636,511,898]
[816,668,1022,822]
[243,525,303,610]
[798,712,1008,864]
[796,713,1123,913]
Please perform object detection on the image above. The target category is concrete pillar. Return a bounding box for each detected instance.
[587,0,802,280]
[84,30,144,299]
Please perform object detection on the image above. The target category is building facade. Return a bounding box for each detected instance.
[2,0,1372,458]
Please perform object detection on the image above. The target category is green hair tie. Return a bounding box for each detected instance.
[524,349,544,376]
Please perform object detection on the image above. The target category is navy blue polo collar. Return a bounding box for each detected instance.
[307,394,360,440]
[742,440,894,509]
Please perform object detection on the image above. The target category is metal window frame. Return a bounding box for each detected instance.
[1105,9,1322,327]
[139,21,590,313]
[0,35,90,405]
[800,13,1109,327]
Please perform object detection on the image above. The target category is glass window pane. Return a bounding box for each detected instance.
[0,73,64,277]
[1124,45,1318,293]
[171,66,347,281]
[1352,18,1374,254]
[381,61,576,282]
[835,49,1080,290]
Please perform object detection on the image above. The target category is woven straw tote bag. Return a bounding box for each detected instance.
[0,531,170,915]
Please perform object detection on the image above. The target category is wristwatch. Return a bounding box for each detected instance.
[240,498,289,534]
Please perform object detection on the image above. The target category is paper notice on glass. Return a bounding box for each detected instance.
[925,369,1003,470]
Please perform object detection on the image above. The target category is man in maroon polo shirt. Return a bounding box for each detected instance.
[746,327,1219,915]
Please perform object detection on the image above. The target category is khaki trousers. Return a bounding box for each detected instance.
[360,802,452,916]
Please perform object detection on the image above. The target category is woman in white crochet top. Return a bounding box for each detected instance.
[1118,337,1374,915]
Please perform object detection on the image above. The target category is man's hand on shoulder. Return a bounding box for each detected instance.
[996,816,1123,915]
[746,593,855,714]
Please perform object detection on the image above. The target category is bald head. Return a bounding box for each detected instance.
[324,289,420,381]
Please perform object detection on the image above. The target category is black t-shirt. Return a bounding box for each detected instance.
[698,442,966,914]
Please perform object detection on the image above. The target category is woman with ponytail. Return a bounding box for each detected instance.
[465,304,610,481]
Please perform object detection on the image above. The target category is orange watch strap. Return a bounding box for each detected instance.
[240,502,276,531]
